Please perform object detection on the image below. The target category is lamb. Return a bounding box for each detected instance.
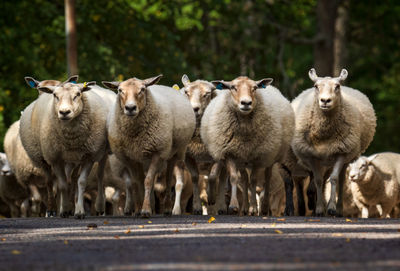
[20,76,110,218]
[291,68,376,216]
[180,74,226,214]
[347,153,400,218]
[103,75,196,217]
[201,76,294,215]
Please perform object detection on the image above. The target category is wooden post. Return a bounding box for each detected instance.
[65,0,78,76]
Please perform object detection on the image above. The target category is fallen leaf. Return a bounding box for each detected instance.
[147,221,152,224]
[277,218,286,222]
[174,228,180,233]
[103,221,109,225]
[192,222,197,226]
[208,216,216,223]
[138,225,144,229]
[1,238,6,241]
[114,235,120,239]
[331,233,343,237]
[345,218,352,223]
[274,229,283,234]
[307,219,321,222]
[87,223,98,230]
[63,240,68,245]
[346,238,351,242]
[262,217,267,220]
[240,224,247,228]
[125,228,131,234]
[11,250,21,255]
[397,229,400,232]
[271,223,276,227]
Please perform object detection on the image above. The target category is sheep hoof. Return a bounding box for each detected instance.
[193,209,202,215]
[46,211,57,217]
[96,211,105,216]
[315,212,324,217]
[327,209,336,217]
[163,211,172,216]
[60,212,70,218]
[218,209,227,215]
[124,211,132,216]
[74,213,85,219]
[140,211,151,218]
[284,207,294,216]
[228,206,239,215]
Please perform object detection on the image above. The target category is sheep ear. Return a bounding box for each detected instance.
[81,81,96,92]
[66,75,79,84]
[144,74,163,87]
[256,78,273,89]
[102,81,120,91]
[309,68,319,82]
[25,77,40,89]
[367,154,378,164]
[181,74,190,87]
[37,86,56,94]
[211,80,231,90]
[338,69,348,82]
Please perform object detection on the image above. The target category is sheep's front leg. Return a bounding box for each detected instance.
[261,166,273,215]
[226,158,240,215]
[327,156,345,216]
[240,168,249,215]
[44,169,57,217]
[141,154,161,218]
[74,161,94,219]
[29,184,42,216]
[95,156,107,215]
[208,161,222,207]
[53,164,69,218]
[122,170,133,215]
[309,160,325,216]
[186,156,201,214]
[249,167,263,216]
[172,160,185,215]
[215,166,227,215]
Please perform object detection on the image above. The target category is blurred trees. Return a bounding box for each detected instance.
[0,0,400,154]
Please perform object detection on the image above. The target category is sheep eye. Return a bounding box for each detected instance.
[334,85,340,92]
[53,94,59,100]
[77,92,81,96]
[231,86,237,91]
[203,92,210,98]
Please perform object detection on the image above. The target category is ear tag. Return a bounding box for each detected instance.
[261,84,266,88]
[172,84,180,91]
[83,82,87,88]
[28,81,36,88]
[70,81,77,84]
[217,83,223,90]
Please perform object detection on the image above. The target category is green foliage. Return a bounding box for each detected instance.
[0,0,399,155]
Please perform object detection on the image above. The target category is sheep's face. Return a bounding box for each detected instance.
[309,68,348,112]
[212,76,273,115]
[0,153,12,177]
[38,78,95,121]
[102,75,162,118]
[348,155,377,183]
[181,75,215,119]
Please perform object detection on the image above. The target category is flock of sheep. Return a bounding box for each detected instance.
[1,68,399,219]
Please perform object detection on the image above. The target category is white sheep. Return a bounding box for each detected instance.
[348,153,400,218]
[291,68,376,216]
[201,76,294,215]
[103,75,196,217]
[20,76,110,218]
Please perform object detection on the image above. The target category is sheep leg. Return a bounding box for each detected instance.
[249,167,263,216]
[226,158,240,215]
[216,166,227,215]
[163,160,174,216]
[240,168,249,215]
[53,164,70,218]
[122,170,134,216]
[308,161,325,216]
[209,161,222,206]
[28,184,42,216]
[361,206,369,218]
[327,156,345,216]
[44,170,57,217]
[111,189,121,215]
[95,156,107,216]
[186,156,201,215]
[172,160,185,215]
[283,169,295,216]
[74,161,94,219]
[141,154,161,218]
[336,164,347,217]
[307,172,316,213]
[65,163,77,216]
[261,166,273,216]
[295,177,306,216]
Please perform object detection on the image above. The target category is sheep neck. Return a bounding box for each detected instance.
[357,165,380,195]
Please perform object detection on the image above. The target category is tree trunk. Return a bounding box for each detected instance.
[314,0,340,76]
[65,0,78,76]
[333,0,349,76]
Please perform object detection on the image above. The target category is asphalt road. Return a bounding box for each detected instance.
[0,215,399,271]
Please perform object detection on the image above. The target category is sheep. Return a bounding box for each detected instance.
[291,68,376,216]
[201,76,295,215]
[347,153,400,218]
[180,74,226,214]
[103,74,196,217]
[20,76,110,218]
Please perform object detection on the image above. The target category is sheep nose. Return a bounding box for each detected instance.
[320,98,331,104]
[241,100,252,106]
[125,105,137,112]
[2,170,9,175]
[59,109,71,116]
[193,107,200,113]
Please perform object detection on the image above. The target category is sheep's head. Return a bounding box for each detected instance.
[0,152,12,177]
[212,76,273,115]
[348,154,377,183]
[24,76,64,95]
[37,76,95,121]
[181,74,216,119]
[102,74,162,117]
[309,68,348,112]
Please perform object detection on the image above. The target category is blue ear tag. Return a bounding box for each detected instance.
[28,81,36,88]
[261,83,266,89]
[70,81,77,84]
[217,83,223,90]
